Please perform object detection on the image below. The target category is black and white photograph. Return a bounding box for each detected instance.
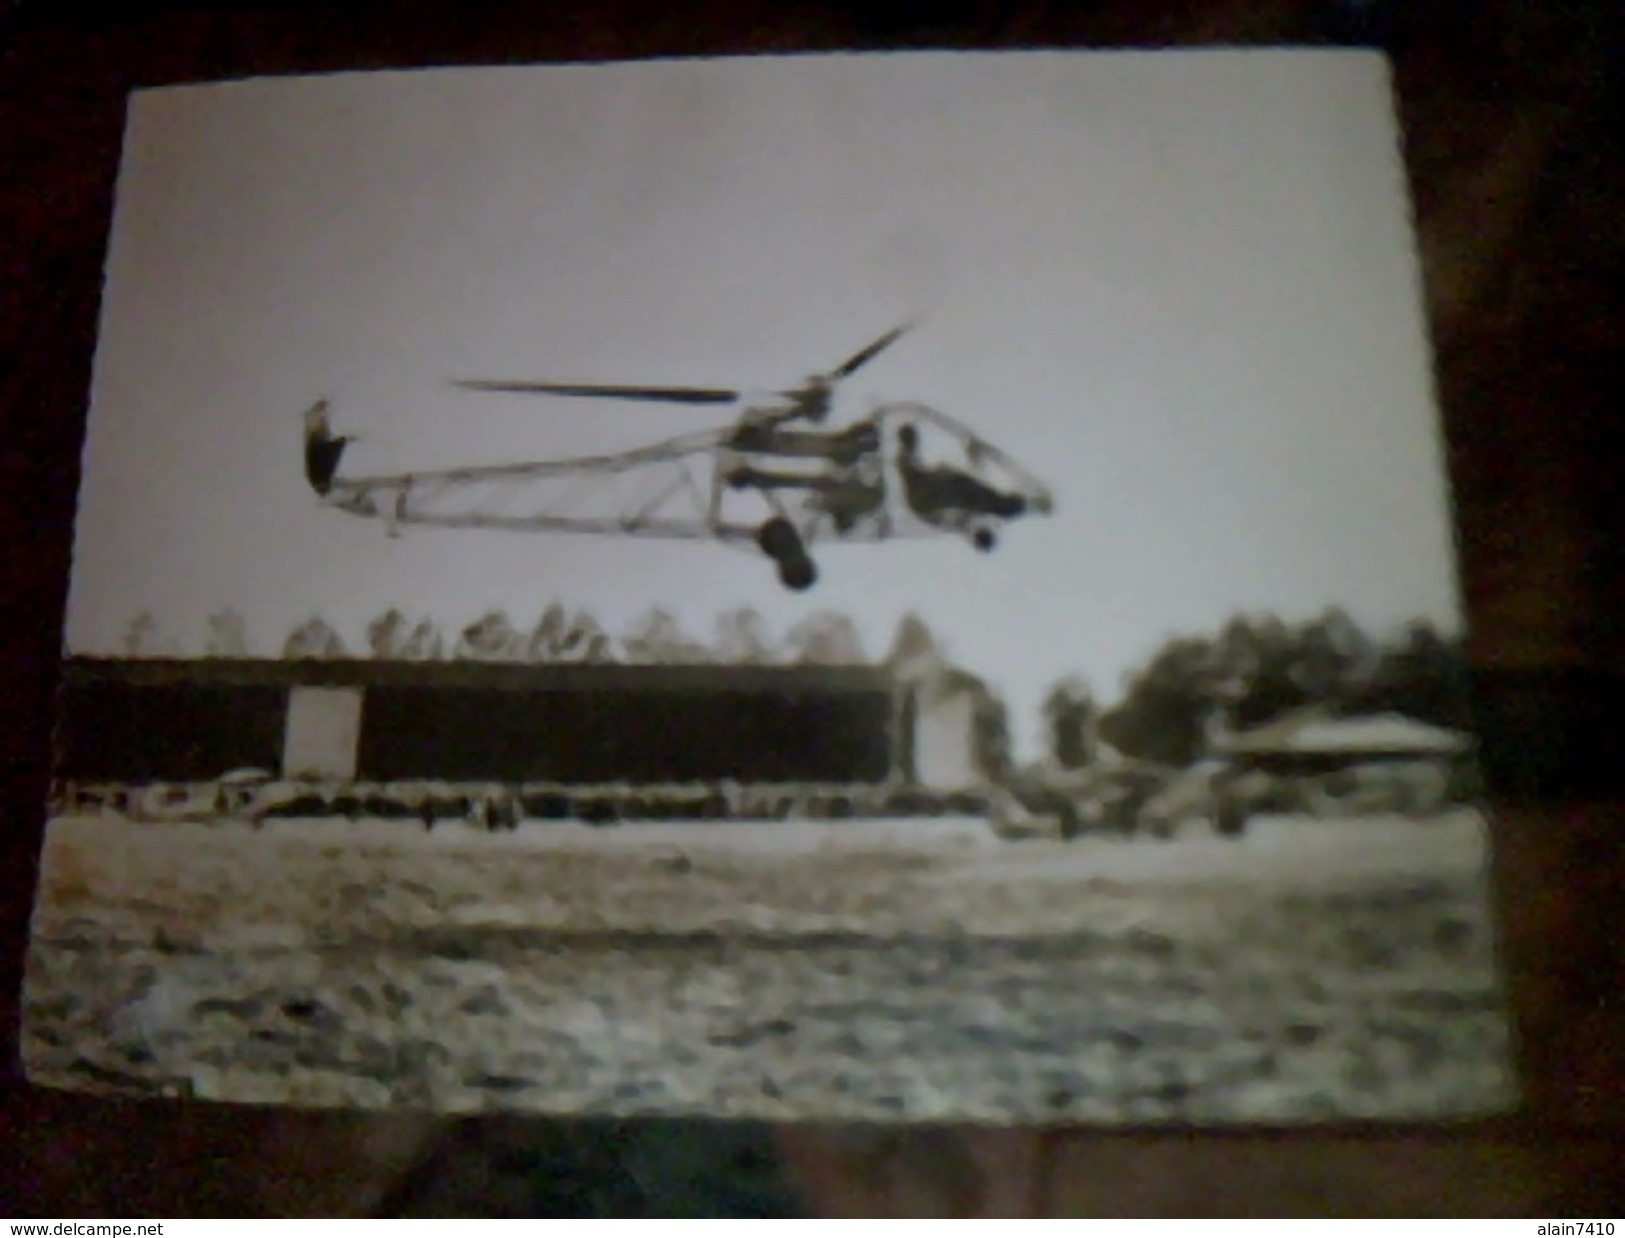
[24,50,1515,1123]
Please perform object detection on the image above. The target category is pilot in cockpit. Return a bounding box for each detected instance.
[895,422,1028,525]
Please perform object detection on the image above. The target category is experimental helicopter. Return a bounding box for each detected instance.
[302,325,1053,590]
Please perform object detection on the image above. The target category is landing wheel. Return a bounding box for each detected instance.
[777,554,818,591]
[756,517,798,557]
[758,517,818,591]
[972,526,998,552]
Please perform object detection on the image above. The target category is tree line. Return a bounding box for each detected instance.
[118,603,1470,773]
[119,605,872,666]
[1041,608,1471,770]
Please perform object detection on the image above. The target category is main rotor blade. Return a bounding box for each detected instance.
[454,380,739,405]
[826,323,911,380]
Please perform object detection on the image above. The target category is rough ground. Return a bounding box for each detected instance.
[23,812,1516,1123]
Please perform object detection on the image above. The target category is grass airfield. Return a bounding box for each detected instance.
[24,810,1515,1122]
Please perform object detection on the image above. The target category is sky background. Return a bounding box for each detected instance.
[64,51,1465,758]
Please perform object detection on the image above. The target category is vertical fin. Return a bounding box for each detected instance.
[302,400,349,496]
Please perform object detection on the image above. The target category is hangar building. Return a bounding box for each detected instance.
[53,656,991,793]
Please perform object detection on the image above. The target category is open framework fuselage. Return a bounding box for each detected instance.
[304,399,1053,586]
